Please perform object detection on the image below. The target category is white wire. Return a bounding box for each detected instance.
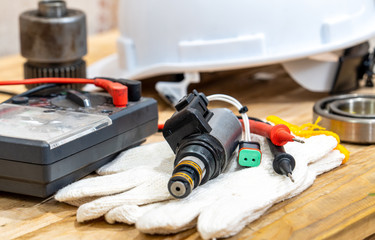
[207,94,251,142]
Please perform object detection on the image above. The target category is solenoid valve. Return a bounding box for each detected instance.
[163,90,242,198]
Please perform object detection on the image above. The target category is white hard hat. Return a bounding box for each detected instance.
[89,0,375,104]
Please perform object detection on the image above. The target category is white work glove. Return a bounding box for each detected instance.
[55,141,175,222]
[55,134,344,239]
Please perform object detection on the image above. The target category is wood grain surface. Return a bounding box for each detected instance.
[1,30,375,240]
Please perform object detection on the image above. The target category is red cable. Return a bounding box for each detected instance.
[158,123,164,131]
[239,119,296,146]
[158,120,298,146]
[0,78,128,107]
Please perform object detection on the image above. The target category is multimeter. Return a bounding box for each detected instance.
[0,80,158,197]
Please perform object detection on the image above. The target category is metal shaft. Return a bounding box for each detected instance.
[20,0,87,81]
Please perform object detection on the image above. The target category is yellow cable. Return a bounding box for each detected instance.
[266,115,349,164]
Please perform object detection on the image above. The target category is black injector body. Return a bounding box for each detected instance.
[163,90,242,198]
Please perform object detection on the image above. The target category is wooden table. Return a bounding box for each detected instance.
[1,30,375,240]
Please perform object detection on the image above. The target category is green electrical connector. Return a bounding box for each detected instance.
[238,141,262,167]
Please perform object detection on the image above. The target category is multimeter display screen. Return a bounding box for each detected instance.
[0,103,112,149]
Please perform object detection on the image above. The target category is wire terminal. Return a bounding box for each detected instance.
[238,141,262,167]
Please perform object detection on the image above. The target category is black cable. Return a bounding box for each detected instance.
[3,83,58,103]
[0,90,18,97]
[237,115,264,123]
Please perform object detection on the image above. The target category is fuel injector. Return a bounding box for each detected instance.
[163,90,242,198]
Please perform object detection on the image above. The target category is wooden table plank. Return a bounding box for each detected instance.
[1,30,375,240]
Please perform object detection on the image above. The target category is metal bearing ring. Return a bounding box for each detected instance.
[313,94,375,144]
